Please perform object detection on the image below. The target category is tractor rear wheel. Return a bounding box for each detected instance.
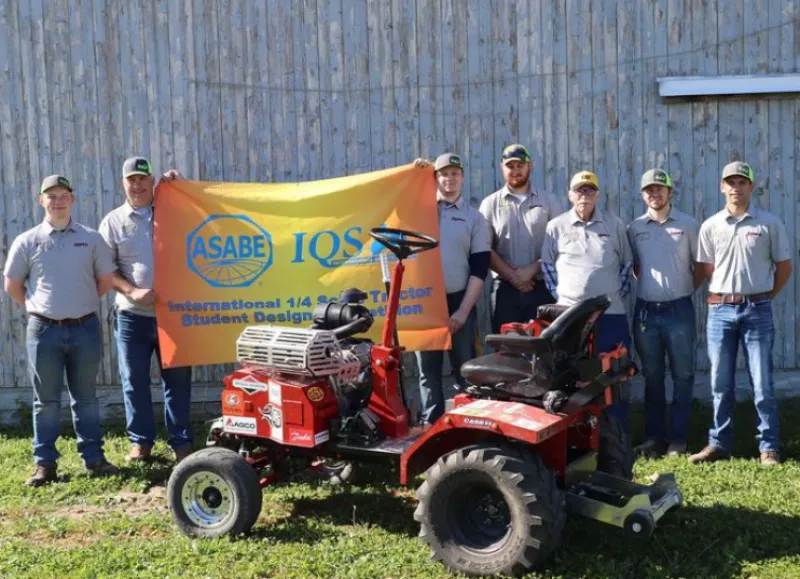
[414,443,565,577]
[597,409,634,480]
[167,447,262,538]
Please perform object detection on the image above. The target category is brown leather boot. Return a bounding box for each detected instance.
[86,459,122,477]
[125,444,153,464]
[688,445,730,464]
[173,446,193,463]
[759,451,780,466]
[25,465,58,487]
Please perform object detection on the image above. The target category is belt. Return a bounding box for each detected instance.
[706,292,771,305]
[29,312,96,327]
[638,297,690,311]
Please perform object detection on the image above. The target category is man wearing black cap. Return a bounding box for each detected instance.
[99,158,193,464]
[689,161,792,467]
[412,154,491,423]
[3,175,121,486]
[479,144,564,332]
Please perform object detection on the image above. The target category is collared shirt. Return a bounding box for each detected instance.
[437,194,491,294]
[627,208,700,302]
[697,206,791,294]
[3,219,115,320]
[99,202,156,316]
[478,184,565,270]
[541,208,633,315]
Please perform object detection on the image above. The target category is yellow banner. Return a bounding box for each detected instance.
[154,164,451,368]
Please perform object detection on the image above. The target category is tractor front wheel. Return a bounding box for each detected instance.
[167,447,262,538]
[414,444,565,577]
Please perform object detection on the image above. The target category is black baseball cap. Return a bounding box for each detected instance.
[501,144,531,165]
[123,157,153,178]
[434,153,464,172]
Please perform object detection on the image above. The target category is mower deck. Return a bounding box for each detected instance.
[564,471,682,538]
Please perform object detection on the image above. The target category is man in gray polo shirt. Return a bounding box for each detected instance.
[541,170,634,428]
[627,169,702,457]
[412,153,491,423]
[689,161,792,466]
[479,144,564,332]
[99,157,193,463]
[3,175,121,486]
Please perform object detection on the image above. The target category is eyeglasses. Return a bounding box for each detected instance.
[571,188,598,196]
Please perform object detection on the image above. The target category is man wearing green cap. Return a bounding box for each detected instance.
[3,175,121,486]
[479,144,564,332]
[412,153,491,423]
[689,161,792,466]
[99,157,193,464]
[627,169,702,457]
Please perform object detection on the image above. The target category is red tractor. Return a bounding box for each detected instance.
[167,228,682,577]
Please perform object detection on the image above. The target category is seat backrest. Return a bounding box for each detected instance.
[538,296,610,355]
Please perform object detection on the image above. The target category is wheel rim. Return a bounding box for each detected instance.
[181,471,235,529]
[448,484,512,552]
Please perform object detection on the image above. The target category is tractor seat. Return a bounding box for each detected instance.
[460,352,533,387]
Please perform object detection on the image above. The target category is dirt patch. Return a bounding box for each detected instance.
[44,485,169,521]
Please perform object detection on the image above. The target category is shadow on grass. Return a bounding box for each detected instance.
[551,503,800,579]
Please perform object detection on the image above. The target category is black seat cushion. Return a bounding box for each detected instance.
[537,296,610,355]
[484,333,552,355]
[536,304,569,324]
[461,352,533,387]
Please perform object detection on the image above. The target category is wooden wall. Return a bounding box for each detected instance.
[1,0,799,400]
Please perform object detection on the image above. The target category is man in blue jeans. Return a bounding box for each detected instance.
[99,158,194,463]
[627,169,703,457]
[541,170,634,429]
[412,154,491,423]
[3,175,121,486]
[690,161,792,467]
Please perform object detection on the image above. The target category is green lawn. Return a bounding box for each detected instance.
[1,400,799,579]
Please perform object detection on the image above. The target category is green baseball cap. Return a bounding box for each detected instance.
[434,152,464,172]
[721,161,754,182]
[123,156,153,178]
[40,174,72,194]
[501,144,531,166]
[640,168,673,190]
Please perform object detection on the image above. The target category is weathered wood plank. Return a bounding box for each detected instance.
[366,0,395,170]
[565,0,593,178]
[491,0,518,156]
[343,0,372,173]
[465,1,493,207]
[415,0,442,161]
[244,0,271,182]
[118,1,150,157]
[541,0,568,198]
[392,0,420,170]
[167,0,200,178]
[666,0,692,216]
[267,0,298,181]
[516,0,543,191]
[316,0,346,178]
[592,0,619,216]
[616,0,643,226]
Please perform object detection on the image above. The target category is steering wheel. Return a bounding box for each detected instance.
[368,227,439,260]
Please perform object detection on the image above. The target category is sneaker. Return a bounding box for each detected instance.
[86,459,121,478]
[634,439,665,457]
[666,442,687,456]
[759,451,780,467]
[125,444,153,464]
[688,445,730,464]
[173,446,193,463]
[25,465,58,487]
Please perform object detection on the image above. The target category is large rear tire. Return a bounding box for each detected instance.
[167,447,262,538]
[597,410,634,480]
[414,444,565,577]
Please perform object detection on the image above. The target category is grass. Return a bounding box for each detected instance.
[1,400,799,579]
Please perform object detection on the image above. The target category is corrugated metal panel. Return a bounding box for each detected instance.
[1,0,798,396]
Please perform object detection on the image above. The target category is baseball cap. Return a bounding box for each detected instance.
[123,156,153,178]
[434,152,464,172]
[501,144,531,166]
[721,161,754,182]
[40,174,72,194]
[569,170,599,190]
[640,168,673,190]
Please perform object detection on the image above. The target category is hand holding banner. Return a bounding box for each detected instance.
[154,164,451,367]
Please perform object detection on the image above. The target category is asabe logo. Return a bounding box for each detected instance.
[187,215,273,287]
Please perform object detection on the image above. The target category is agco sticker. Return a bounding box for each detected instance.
[225,393,241,406]
[307,386,325,402]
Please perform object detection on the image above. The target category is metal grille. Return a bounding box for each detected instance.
[236,326,360,379]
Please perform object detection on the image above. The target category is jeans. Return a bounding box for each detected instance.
[416,291,477,424]
[115,310,193,451]
[26,314,106,467]
[633,297,696,444]
[595,313,632,431]
[706,300,778,453]
[491,279,554,333]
